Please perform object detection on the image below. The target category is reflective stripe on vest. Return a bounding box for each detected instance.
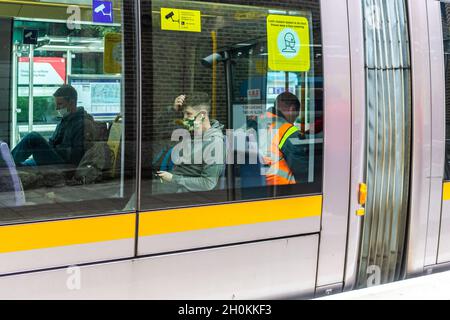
[279,126,300,150]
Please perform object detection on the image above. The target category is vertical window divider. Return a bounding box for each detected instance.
[134,0,143,257]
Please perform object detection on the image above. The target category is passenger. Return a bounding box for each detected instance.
[11,85,95,167]
[156,92,225,192]
[259,92,308,185]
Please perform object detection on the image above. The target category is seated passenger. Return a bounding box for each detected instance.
[11,85,95,167]
[156,93,225,192]
[259,92,308,186]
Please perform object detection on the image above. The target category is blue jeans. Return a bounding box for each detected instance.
[11,132,65,166]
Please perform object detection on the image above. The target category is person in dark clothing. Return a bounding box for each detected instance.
[258,92,308,185]
[12,85,95,167]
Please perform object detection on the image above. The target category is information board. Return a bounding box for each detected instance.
[69,75,121,117]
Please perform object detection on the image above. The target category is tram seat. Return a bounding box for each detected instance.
[159,146,174,172]
[94,121,109,142]
[0,141,25,207]
[107,115,123,179]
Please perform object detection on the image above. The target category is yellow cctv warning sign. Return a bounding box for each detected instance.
[104,33,122,74]
[267,15,310,72]
[161,8,201,33]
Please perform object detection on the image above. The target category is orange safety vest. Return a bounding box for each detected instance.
[259,111,300,186]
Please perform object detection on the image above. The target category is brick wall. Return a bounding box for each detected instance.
[0,18,12,143]
[121,0,138,178]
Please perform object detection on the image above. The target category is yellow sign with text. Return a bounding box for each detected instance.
[104,33,122,74]
[161,8,201,33]
[267,15,310,72]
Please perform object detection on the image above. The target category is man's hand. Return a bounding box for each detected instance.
[173,95,186,111]
[157,171,173,183]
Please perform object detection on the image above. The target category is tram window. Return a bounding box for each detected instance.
[0,0,137,224]
[140,0,323,210]
[443,3,450,181]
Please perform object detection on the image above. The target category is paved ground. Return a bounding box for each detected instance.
[317,270,450,300]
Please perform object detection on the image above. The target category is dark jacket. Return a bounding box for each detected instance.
[49,107,95,166]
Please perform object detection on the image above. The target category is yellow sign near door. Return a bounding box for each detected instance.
[104,33,122,74]
[267,15,310,72]
[161,8,201,33]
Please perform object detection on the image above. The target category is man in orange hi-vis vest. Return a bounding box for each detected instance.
[259,92,308,186]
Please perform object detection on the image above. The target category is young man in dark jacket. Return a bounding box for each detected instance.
[12,85,95,167]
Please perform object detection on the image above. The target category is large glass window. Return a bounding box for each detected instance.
[0,0,137,223]
[141,0,323,210]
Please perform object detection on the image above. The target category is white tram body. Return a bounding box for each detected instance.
[0,0,449,299]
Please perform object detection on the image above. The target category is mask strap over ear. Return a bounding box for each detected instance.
[194,112,206,121]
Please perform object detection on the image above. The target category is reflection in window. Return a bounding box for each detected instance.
[141,0,323,210]
[0,0,136,223]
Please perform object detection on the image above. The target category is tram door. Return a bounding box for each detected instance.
[348,0,450,287]
[403,0,447,278]
[347,0,413,288]
[434,1,450,268]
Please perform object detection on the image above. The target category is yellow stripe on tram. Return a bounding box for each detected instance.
[0,196,322,253]
[0,214,135,254]
[443,182,450,201]
[139,195,322,237]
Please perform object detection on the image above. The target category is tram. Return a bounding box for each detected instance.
[0,0,449,299]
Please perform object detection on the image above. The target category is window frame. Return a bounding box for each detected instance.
[0,0,139,275]
[139,0,325,213]
[137,0,325,256]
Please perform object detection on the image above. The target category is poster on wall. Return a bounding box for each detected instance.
[18,57,66,86]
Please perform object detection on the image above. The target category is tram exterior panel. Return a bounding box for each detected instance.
[0,0,449,299]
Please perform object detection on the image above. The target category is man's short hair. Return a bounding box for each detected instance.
[53,85,78,104]
[184,92,211,113]
[276,92,301,112]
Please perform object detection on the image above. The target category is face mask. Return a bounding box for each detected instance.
[57,108,69,118]
[182,113,204,132]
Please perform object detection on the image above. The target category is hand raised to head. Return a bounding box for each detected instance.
[173,95,186,111]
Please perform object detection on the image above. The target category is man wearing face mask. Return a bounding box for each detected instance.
[11,85,95,167]
[156,92,225,192]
